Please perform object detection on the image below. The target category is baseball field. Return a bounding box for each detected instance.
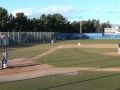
[0,39,120,90]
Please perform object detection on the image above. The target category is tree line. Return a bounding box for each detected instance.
[0,7,111,33]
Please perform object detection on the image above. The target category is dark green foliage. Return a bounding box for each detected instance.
[0,7,112,33]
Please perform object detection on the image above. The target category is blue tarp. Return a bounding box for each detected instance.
[60,33,120,39]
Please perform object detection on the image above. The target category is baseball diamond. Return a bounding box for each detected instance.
[0,44,119,81]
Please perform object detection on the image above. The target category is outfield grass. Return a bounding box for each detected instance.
[57,39,120,44]
[0,39,119,60]
[0,39,120,90]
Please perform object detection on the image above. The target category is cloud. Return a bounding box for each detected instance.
[106,9,120,14]
[94,7,104,13]
[94,7,120,14]
[11,5,86,20]
[12,8,38,18]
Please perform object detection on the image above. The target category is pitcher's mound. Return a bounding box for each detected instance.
[103,52,120,57]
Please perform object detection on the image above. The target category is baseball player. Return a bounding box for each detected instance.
[78,41,81,46]
[51,39,54,44]
[1,50,8,69]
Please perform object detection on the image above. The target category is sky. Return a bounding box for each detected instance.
[0,0,120,24]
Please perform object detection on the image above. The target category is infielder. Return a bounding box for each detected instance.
[51,39,54,44]
[78,41,81,46]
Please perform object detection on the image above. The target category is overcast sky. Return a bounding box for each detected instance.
[1,0,120,24]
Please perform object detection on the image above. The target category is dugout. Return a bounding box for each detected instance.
[0,35,9,46]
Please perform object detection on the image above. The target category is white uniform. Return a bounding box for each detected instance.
[51,39,54,44]
[2,51,8,69]
[78,42,81,46]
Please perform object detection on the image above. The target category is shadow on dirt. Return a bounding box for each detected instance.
[7,63,41,69]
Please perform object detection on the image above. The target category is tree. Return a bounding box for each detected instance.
[81,19,102,33]
[14,13,28,32]
[0,7,9,31]
[100,21,112,35]
[7,13,15,31]
[45,14,53,31]
[70,21,80,33]
[39,13,69,32]
[0,7,113,33]
[31,18,40,32]
[93,19,100,33]
[52,13,69,32]
[39,14,47,31]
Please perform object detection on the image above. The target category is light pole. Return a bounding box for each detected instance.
[80,21,82,34]
[77,21,82,46]
[79,21,83,39]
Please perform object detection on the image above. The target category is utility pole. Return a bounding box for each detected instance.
[78,21,82,46]
[80,21,82,34]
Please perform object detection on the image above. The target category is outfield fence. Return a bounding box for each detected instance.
[0,32,60,45]
[0,32,120,46]
[60,33,120,39]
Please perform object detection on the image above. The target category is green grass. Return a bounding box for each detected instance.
[57,39,120,44]
[0,72,120,90]
[0,39,119,60]
[79,39,120,44]
[0,43,57,60]
[0,39,120,90]
[39,48,120,68]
